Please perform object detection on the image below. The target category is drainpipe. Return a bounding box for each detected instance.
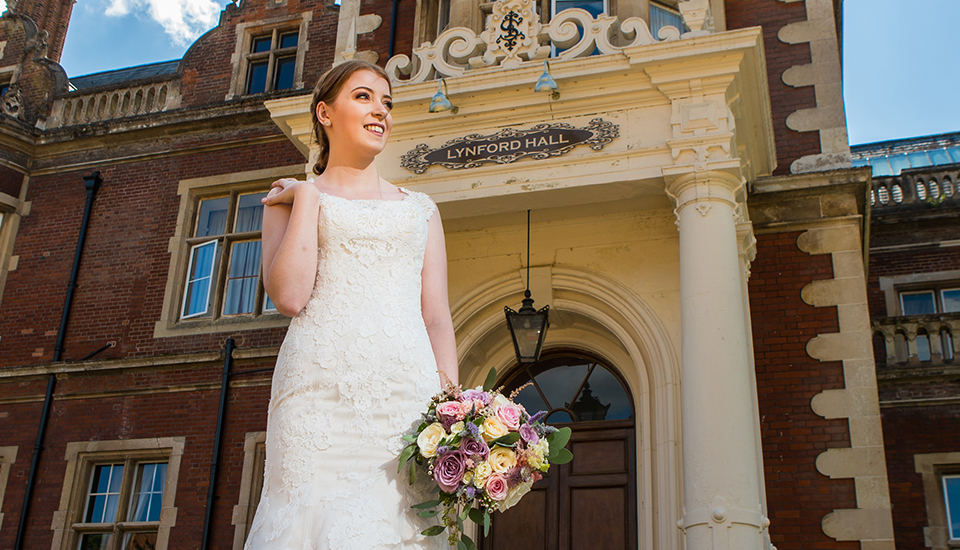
[388,0,399,59]
[15,171,102,550]
[201,338,234,550]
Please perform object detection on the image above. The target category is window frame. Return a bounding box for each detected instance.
[231,431,267,548]
[0,446,17,532]
[51,437,185,550]
[244,28,300,95]
[944,473,960,542]
[898,284,960,316]
[154,166,303,338]
[226,13,312,100]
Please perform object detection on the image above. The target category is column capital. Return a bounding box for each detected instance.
[663,168,745,219]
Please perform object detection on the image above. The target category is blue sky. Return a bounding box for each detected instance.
[3,0,958,145]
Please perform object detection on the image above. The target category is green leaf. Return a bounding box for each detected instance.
[430,484,441,494]
[418,509,440,518]
[461,533,479,550]
[490,433,521,447]
[468,507,485,525]
[398,443,418,472]
[409,460,417,485]
[483,509,491,536]
[547,426,572,449]
[461,506,470,521]
[483,366,498,392]
[550,447,574,464]
[401,433,418,442]
[421,525,446,537]
[457,542,468,550]
[412,499,441,510]
[457,514,464,534]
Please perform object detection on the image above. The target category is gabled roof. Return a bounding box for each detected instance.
[68,60,180,91]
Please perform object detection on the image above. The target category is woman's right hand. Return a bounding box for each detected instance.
[262,178,319,206]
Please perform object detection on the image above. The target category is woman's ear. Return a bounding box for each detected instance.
[316,102,331,127]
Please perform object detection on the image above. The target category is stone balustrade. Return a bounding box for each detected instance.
[871,166,959,208]
[48,80,181,128]
[873,313,960,367]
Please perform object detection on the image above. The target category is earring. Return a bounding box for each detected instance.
[323,120,330,126]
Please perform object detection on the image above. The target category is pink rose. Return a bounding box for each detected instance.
[485,473,508,501]
[433,450,467,493]
[496,402,522,430]
[436,401,466,422]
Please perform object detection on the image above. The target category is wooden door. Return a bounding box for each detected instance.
[481,354,638,550]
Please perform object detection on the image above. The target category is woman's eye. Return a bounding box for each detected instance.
[384,101,393,111]
[356,92,369,100]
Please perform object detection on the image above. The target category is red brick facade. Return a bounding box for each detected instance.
[749,231,859,550]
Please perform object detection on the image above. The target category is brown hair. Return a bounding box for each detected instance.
[310,60,392,175]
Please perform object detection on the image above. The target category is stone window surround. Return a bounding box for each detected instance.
[0,446,17,532]
[231,431,266,550]
[878,270,960,317]
[50,437,185,550]
[914,452,960,549]
[0,187,24,311]
[154,165,304,338]
[226,11,313,101]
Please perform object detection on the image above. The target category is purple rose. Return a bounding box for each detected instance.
[459,389,491,405]
[433,450,467,493]
[519,424,539,445]
[460,437,490,461]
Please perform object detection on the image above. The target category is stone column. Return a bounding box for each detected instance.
[667,170,768,550]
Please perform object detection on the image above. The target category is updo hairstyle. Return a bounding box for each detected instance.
[310,60,393,175]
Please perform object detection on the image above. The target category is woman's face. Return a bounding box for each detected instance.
[317,70,393,158]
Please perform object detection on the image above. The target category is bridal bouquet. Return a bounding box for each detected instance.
[398,367,573,550]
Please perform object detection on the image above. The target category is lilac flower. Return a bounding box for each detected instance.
[464,486,476,500]
[519,423,539,445]
[459,389,491,405]
[460,437,490,461]
[528,410,547,424]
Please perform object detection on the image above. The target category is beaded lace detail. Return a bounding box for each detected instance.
[244,189,445,550]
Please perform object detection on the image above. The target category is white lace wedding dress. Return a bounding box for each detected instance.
[244,189,445,550]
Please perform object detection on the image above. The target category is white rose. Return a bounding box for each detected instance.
[495,480,533,512]
[417,422,446,458]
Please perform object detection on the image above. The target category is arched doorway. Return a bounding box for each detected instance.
[480,352,638,550]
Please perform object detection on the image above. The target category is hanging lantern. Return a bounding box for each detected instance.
[504,211,549,363]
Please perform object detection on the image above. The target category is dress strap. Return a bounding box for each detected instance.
[400,188,437,221]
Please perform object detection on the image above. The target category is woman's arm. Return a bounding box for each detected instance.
[261,179,321,317]
[421,209,459,387]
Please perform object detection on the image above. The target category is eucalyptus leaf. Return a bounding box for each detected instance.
[490,432,521,447]
[409,460,417,485]
[430,484,441,494]
[401,433,418,442]
[457,514,464,534]
[468,508,485,525]
[462,533,479,550]
[551,447,574,464]
[483,509,491,536]
[457,542,468,550]
[483,366,498,392]
[411,499,441,510]
[461,506,470,521]
[421,525,446,537]
[546,426,572,451]
[418,509,440,518]
[398,444,418,472]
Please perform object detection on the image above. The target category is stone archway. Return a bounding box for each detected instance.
[452,266,682,550]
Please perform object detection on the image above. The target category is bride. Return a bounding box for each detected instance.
[244,60,457,549]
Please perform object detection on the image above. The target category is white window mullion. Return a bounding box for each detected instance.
[181,240,218,319]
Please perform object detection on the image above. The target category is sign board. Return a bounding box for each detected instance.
[400,118,619,173]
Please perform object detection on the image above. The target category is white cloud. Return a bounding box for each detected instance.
[104,0,222,47]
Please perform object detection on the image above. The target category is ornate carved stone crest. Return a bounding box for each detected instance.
[476,0,549,69]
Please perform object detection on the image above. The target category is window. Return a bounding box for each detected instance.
[650,2,688,37]
[899,286,960,315]
[245,29,299,95]
[0,82,9,97]
[915,453,960,550]
[155,166,301,338]
[945,474,960,541]
[76,462,167,549]
[226,13,311,100]
[181,191,276,320]
[0,446,17,532]
[231,432,266,547]
[51,438,184,550]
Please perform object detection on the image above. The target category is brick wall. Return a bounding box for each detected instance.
[358,0,418,64]
[179,1,339,108]
[0,362,273,550]
[726,0,820,175]
[17,0,75,63]
[0,165,23,198]
[0,127,305,367]
[867,247,960,318]
[749,231,859,550]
